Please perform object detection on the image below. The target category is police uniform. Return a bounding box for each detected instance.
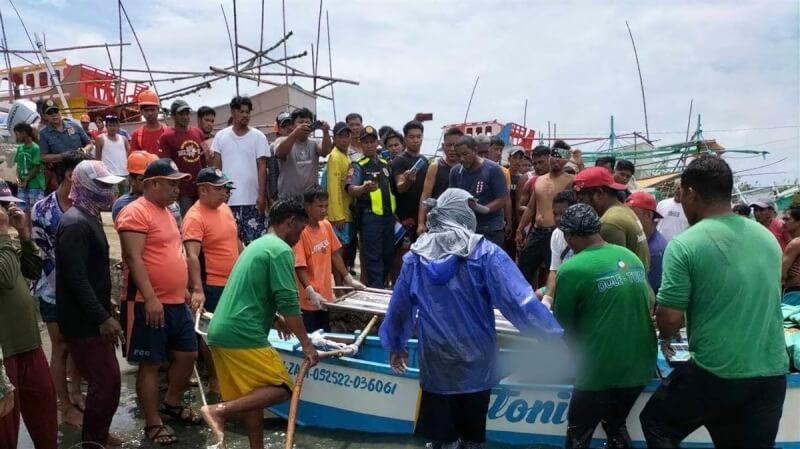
[346,126,396,288]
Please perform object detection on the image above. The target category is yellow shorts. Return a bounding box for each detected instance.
[210,346,294,401]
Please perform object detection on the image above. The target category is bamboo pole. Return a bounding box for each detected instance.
[463,76,479,123]
[232,0,239,95]
[119,0,158,97]
[0,7,14,100]
[220,3,236,76]
[281,0,290,108]
[626,20,650,140]
[257,0,265,86]
[0,42,130,54]
[326,10,337,122]
[7,0,39,64]
[284,315,379,449]
[313,0,323,92]
[117,0,123,104]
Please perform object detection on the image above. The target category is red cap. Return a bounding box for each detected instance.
[573,166,627,191]
[625,191,663,219]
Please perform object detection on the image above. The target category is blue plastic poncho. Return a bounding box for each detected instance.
[379,188,564,394]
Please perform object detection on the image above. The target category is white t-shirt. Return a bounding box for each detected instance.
[210,126,270,206]
[656,197,689,241]
[99,134,129,176]
[549,228,573,271]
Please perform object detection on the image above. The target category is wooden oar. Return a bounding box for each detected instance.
[284,315,380,449]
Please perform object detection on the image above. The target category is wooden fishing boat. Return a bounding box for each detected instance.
[197,290,800,448]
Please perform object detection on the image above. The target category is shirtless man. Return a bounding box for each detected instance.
[516,145,551,218]
[782,205,800,305]
[516,141,575,287]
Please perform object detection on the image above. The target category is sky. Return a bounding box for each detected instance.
[9,0,800,187]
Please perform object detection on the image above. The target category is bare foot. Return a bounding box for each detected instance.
[60,404,83,428]
[200,404,226,449]
[69,392,86,411]
[106,432,124,447]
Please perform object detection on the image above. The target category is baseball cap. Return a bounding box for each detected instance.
[750,198,776,209]
[196,167,235,189]
[360,125,378,140]
[0,178,21,203]
[77,160,126,185]
[170,99,191,114]
[559,203,601,236]
[142,158,192,181]
[43,99,59,114]
[625,191,663,219]
[127,151,158,176]
[276,111,292,126]
[333,122,350,136]
[574,166,627,192]
[509,146,526,157]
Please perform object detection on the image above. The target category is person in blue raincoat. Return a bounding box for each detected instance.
[379,188,563,449]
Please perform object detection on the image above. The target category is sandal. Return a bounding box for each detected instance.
[145,424,177,446]
[160,402,202,425]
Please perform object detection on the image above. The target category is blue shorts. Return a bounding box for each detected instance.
[127,303,198,364]
[39,298,57,323]
[333,222,354,246]
[18,187,44,212]
[202,285,224,313]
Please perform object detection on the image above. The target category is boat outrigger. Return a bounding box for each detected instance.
[197,289,800,448]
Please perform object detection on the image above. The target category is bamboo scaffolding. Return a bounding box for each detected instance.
[0,42,130,54]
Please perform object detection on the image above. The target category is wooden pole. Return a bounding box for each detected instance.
[119,0,158,97]
[0,7,14,101]
[281,0,290,109]
[220,4,236,75]
[105,44,119,102]
[232,0,239,96]
[117,0,123,104]
[7,0,40,64]
[326,10,337,122]
[463,76,479,123]
[257,0,265,86]
[0,42,130,54]
[626,20,650,140]
[523,99,528,129]
[313,0,323,92]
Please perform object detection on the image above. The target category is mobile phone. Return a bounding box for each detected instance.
[411,158,426,173]
[310,120,323,131]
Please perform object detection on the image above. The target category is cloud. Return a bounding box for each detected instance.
[6,0,799,184]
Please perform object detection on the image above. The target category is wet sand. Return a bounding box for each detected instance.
[17,213,535,448]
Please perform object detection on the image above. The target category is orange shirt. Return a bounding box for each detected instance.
[115,197,188,304]
[181,202,240,287]
[293,219,342,311]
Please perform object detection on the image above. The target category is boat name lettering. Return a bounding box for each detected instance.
[487,386,570,425]
[284,361,398,395]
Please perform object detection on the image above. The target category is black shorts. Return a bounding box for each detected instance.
[414,389,491,445]
[202,284,225,313]
[127,303,198,364]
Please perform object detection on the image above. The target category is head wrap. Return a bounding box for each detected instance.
[69,160,117,217]
[410,188,484,260]
[558,203,601,236]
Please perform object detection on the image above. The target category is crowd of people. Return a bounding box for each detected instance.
[0,87,796,449]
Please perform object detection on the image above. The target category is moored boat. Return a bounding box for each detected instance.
[266,330,800,448]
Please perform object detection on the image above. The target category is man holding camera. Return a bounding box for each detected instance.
[273,107,332,197]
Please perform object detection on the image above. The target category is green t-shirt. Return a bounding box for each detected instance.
[600,204,650,271]
[554,243,657,391]
[657,214,788,379]
[207,234,301,349]
[14,143,45,190]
